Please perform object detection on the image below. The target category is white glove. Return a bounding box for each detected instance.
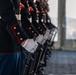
[41,38,46,45]
[22,39,38,53]
[44,29,50,40]
[36,34,45,45]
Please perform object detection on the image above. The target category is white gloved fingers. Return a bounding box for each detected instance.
[41,39,46,45]
[30,43,38,53]
[25,39,35,51]
[22,39,38,53]
[44,32,50,40]
[22,39,29,47]
[36,34,44,44]
[29,50,35,53]
[33,41,38,50]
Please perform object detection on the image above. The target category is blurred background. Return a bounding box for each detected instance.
[48,0,76,50]
[43,1,76,74]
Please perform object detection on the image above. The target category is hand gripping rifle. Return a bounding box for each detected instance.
[22,33,38,75]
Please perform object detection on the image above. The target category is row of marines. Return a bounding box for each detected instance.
[0,0,57,75]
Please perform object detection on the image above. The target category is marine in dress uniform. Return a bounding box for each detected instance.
[21,0,44,35]
[35,0,48,30]
[21,0,47,45]
[0,0,38,75]
[21,1,57,75]
[20,1,49,74]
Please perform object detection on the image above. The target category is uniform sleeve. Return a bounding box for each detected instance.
[1,14,28,44]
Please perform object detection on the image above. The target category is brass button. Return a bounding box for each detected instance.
[36,20,39,23]
[20,38,23,41]
[32,31,34,33]
[40,29,42,31]
[14,27,16,29]
[36,8,38,10]
[27,4,29,7]
[48,20,50,23]
[38,27,40,29]
[17,32,20,35]
[41,19,43,22]
[29,27,31,29]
